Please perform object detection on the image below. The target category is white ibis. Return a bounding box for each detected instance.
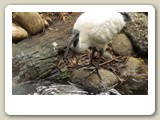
[64,12,131,91]
[64,12,131,88]
[64,12,131,65]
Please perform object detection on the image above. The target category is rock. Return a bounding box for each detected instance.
[124,12,148,56]
[126,57,143,71]
[36,84,88,95]
[12,81,88,95]
[12,81,37,95]
[122,56,144,77]
[12,12,45,35]
[112,34,133,56]
[117,57,148,95]
[103,51,113,60]
[12,23,28,41]
[70,67,118,94]
[116,76,148,95]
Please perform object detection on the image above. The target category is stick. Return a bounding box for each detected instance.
[99,56,122,66]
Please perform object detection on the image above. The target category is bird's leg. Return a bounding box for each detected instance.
[89,47,103,69]
[97,49,107,91]
[89,47,97,66]
[93,49,103,79]
[84,48,103,80]
[84,49,107,92]
[97,49,104,68]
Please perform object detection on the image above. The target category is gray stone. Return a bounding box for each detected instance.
[70,67,118,93]
[112,34,133,56]
[103,51,113,60]
[124,12,148,56]
[126,57,143,71]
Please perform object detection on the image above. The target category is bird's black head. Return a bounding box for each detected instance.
[120,12,131,22]
[71,29,80,47]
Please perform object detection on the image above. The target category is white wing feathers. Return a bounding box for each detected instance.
[74,12,126,46]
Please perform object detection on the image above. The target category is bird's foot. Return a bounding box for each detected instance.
[84,67,107,92]
[76,61,96,69]
[76,55,99,69]
[84,66,100,79]
[76,61,107,92]
[99,79,107,92]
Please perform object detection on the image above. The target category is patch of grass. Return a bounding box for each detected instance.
[58,68,70,80]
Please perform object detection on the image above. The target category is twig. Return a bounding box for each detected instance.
[99,56,122,66]
[56,59,64,68]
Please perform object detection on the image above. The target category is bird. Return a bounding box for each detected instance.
[64,12,131,82]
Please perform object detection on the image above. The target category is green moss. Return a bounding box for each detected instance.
[58,68,70,80]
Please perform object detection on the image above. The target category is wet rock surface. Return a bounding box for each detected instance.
[12,80,121,95]
[12,80,88,95]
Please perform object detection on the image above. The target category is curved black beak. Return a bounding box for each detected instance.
[63,29,80,62]
[63,35,75,62]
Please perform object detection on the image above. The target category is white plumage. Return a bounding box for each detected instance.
[64,12,130,65]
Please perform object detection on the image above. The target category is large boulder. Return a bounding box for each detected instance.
[12,12,45,35]
[112,34,134,56]
[116,57,148,95]
[70,67,118,94]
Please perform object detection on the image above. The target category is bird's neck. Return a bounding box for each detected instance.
[72,39,88,54]
[78,41,89,53]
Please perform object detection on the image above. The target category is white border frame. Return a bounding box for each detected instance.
[5,5,155,115]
